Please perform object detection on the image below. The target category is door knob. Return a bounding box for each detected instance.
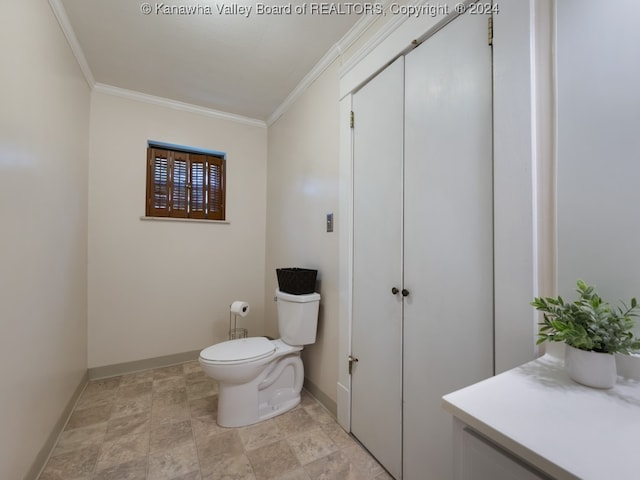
[391,287,399,295]
[348,355,359,374]
[402,288,410,297]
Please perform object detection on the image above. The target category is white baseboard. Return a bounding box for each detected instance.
[27,371,89,480]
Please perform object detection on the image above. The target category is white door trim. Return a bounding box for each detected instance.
[337,94,354,429]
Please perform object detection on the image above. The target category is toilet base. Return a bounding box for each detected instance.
[216,352,304,427]
[257,392,301,423]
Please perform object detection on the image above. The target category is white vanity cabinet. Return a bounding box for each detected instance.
[443,355,640,480]
[453,419,549,480]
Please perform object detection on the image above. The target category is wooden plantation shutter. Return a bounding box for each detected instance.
[189,154,206,219]
[171,151,189,218]
[147,148,170,217]
[146,146,226,221]
[207,155,225,220]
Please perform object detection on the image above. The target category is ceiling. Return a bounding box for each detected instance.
[58,0,364,121]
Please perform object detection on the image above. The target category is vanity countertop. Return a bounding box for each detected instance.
[442,354,640,480]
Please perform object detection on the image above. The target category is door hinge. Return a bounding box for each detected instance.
[348,355,359,374]
[350,111,355,129]
[488,16,493,46]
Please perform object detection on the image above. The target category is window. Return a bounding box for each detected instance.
[146,144,226,220]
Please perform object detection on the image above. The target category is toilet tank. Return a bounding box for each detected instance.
[276,289,321,346]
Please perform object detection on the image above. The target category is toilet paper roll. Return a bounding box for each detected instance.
[230,301,250,317]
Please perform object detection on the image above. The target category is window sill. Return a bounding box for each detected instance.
[140,216,230,225]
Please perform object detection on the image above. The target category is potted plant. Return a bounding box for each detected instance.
[531,280,640,388]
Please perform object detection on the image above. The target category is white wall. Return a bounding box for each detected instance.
[556,0,640,319]
[266,60,341,406]
[88,92,267,368]
[0,1,90,478]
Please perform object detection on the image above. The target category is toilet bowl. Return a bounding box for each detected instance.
[199,289,320,427]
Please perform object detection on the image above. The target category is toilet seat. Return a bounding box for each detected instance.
[200,337,275,365]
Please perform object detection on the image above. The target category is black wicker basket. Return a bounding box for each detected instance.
[276,268,318,295]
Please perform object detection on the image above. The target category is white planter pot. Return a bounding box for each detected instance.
[615,352,640,380]
[564,345,617,389]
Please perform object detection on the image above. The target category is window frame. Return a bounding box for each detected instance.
[145,142,226,221]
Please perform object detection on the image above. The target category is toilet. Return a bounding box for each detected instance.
[199,289,320,427]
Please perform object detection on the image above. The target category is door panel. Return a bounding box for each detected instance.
[403,12,494,480]
[351,57,404,479]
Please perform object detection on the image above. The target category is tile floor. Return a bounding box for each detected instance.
[38,361,392,480]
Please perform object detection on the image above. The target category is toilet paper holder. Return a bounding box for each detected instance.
[228,301,248,340]
[229,312,248,340]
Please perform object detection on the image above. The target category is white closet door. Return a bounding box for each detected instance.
[351,56,404,479]
[403,11,494,480]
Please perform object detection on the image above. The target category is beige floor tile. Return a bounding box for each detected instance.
[286,428,339,466]
[151,401,191,429]
[270,468,312,480]
[119,369,155,387]
[303,404,336,427]
[238,419,286,451]
[94,432,149,472]
[172,471,202,480]
[299,390,317,409]
[111,393,152,419]
[197,430,245,476]
[76,388,118,410]
[84,378,121,395]
[200,453,256,480]
[104,411,151,441]
[182,361,203,375]
[274,408,318,437]
[38,445,100,480]
[40,361,378,480]
[190,395,218,418]
[303,450,366,480]
[318,423,357,450]
[375,470,394,480]
[93,457,147,480]
[148,441,200,479]
[186,379,218,400]
[153,364,185,380]
[150,419,194,453]
[154,375,188,393]
[246,440,301,480]
[66,404,113,431]
[51,422,107,457]
[185,370,209,385]
[118,381,153,400]
[154,386,188,407]
[191,413,227,441]
[342,444,385,478]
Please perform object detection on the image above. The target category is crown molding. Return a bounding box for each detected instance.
[48,0,382,128]
[338,0,468,98]
[266,43,340,127]
[338,13,407,81]
[93,84,267,128]
[48,0,262,126]
[266,8,383,126]
[48,0,95,88]
[339,0,421,81]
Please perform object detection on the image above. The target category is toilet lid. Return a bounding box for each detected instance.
[200,337,275,364]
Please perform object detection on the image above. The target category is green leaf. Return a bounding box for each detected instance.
[530,280,640,354]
